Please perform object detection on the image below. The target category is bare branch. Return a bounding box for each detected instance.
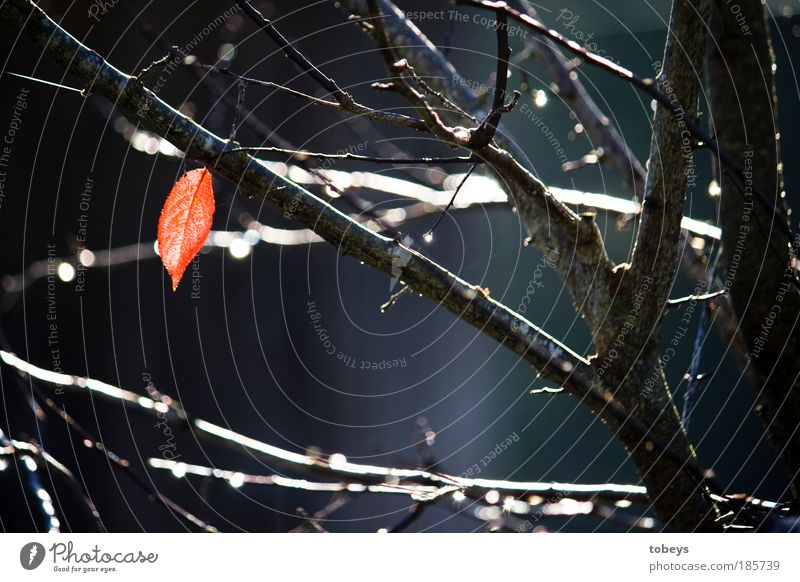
[335,0,530,166]
[0,0,731,529]
[226,145,475,165]
[359,0,616,339]
[707,0,800,498]
[1,439,104,531]
[667,289,726,309]
[507,0,645,197]
[24,380,218,532]
[1,349,651,509]
[460,0,797,261]
[468,10,512,148]
[424,162,478,238]
[626,0,711,335]
[0,0,595,389]
[232,0,429,133]
[195,63,430,132]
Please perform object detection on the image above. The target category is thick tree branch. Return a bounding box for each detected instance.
[354,0,616,339]
[337,0,727,529]
[598,0,720,531]
[0,0,594,408]
[626,0,711,334]
[706,0,800,499]
[0,0,724,530]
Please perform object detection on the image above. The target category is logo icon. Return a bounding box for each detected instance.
[19,542,46,570]
[390,235,413,292]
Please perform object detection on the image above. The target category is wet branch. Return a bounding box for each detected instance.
[1,349,651,509]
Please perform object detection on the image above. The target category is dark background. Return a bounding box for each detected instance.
[0,0,798,532]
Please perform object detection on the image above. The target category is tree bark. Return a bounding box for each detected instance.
[706,0,800,500]
[0,0,726,529]
[339,0,721,529]
[600,0,720,530]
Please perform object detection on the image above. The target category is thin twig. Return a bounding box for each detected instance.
[0,440,104,531]
[27,383,218,533]
[194,64,428,131]
[0,0,728,516]
[403,65,477,122]
[292,507,327,533]
[227,145,475,165]
[233,0,429,132]
[424,162,478,238]
[530,387,564,396]
[681,250,723,429]
[469,10,512,148]
[366,0,471,145]
[507,0,646,198]
[667,289,726,308]
[229,80,247,142]
[235,0,342,97]
[136,46,177,82]
[380,284,411,313]
[388,500,431,532]
[4,71,84,94]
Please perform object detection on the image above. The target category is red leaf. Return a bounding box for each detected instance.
[157,168,215,291]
